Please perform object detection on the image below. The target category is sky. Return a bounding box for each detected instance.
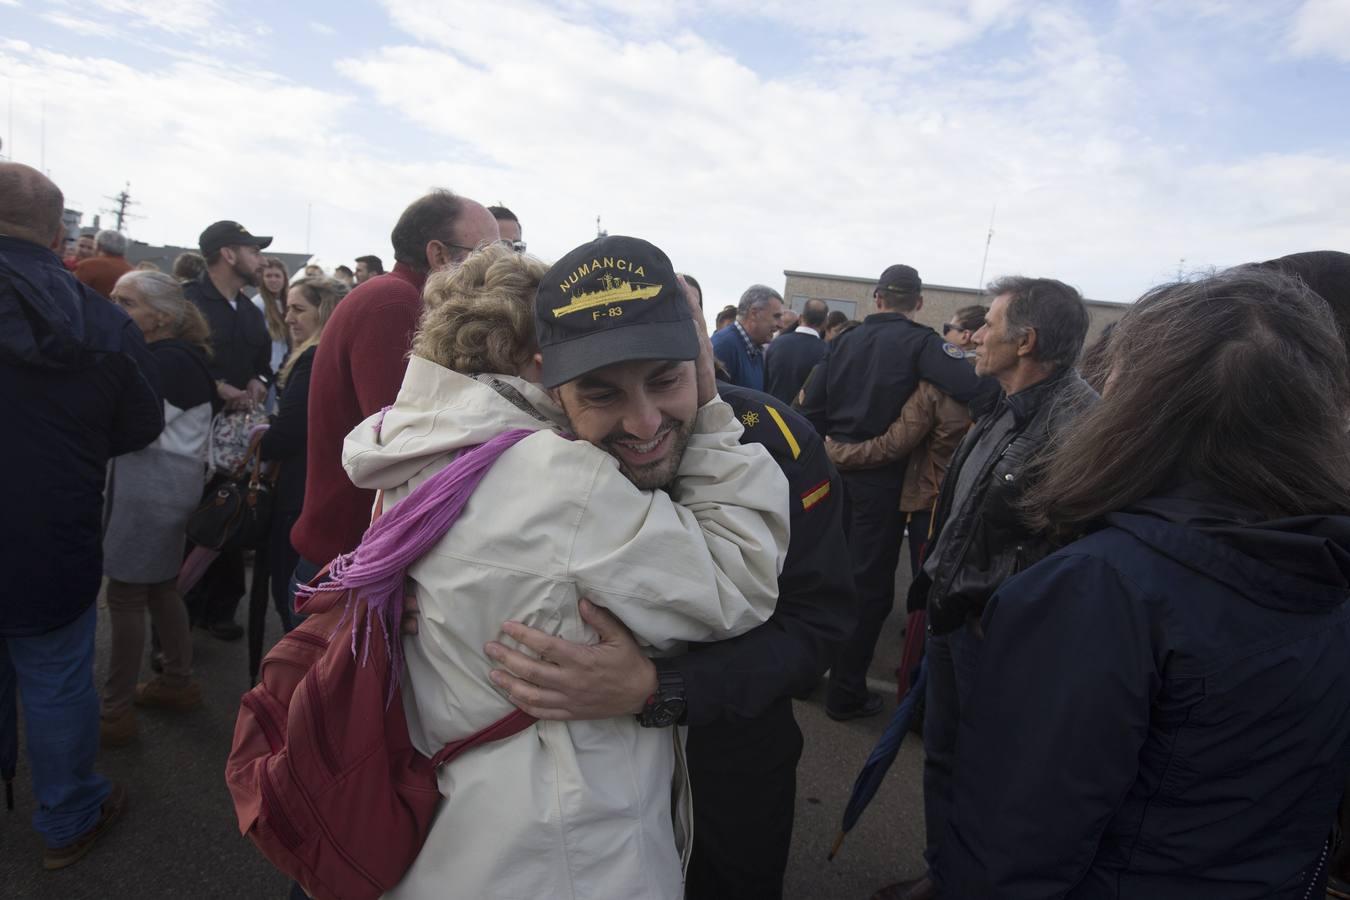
[1,0,1348,308]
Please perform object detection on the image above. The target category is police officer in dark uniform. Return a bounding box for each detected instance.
[800,264,996,720]
[669,380,855,899]
[486,378,856,899]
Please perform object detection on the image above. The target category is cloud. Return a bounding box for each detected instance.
[309,21,338,37]
[5,0,1347,311]
[1288,0,1350,62]
[40,0,264,50]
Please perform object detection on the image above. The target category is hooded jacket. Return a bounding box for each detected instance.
[941,488,1350,899]
[0,235,162,635]
[341,357,790,900]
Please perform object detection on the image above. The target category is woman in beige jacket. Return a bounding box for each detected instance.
[344,243,789,900]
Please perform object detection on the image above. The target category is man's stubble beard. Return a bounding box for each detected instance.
[613,417,694,491]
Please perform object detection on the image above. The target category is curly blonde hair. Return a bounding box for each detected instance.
[413,243,548,376]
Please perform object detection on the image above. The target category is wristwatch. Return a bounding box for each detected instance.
[637,669,686,728]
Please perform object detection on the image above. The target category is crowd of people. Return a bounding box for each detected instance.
[4,154,1350,900]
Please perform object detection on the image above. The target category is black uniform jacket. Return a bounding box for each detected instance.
[654,382,857,725]
[184,274,272,389]
[800,312,997,442]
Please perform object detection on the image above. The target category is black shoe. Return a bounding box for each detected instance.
[826,691,884,722]
[207,620,244,641]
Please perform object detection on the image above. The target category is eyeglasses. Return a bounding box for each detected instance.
[500,239,527,253]
[942,323,967,335]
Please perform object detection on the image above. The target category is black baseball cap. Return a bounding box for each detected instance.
[535,235,698,388]
[878,264,922,295]
[199,220,272,256]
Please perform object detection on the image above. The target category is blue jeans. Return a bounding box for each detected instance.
[288,557,324,623]
[922,622,983,886]
[0,604,111,847]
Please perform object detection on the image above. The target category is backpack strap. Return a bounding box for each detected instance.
[430,709,536,768]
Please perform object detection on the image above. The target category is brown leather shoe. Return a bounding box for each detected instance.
[871,875,937,900]
[43,782,128,870]
[134,676,202,711]
[99,709,137,747]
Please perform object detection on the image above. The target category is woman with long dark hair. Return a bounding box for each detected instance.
[940,267,1350,899]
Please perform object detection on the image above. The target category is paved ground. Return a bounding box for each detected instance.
[2,557,923,899]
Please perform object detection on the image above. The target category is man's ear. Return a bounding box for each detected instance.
[915,294,924,313]
[1018,326,1038,358]
[425,240,447,271]
[48,228,65,253]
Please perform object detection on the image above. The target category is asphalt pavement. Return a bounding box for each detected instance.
[2,555,924,899]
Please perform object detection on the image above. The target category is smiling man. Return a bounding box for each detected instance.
[342,237,790,900]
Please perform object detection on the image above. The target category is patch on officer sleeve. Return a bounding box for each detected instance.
[741,411,760,428]
[801,479,830,511]
[942,341,964,359]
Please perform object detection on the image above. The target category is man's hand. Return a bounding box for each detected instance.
[247,378,268,406]
[679,275,716,407]
[217,381,251,411]
[484,598,658,721]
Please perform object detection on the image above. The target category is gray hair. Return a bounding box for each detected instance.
[116,270,184,318]
[96,229,128,256]
[987,275,1089,369]
[737,284,782,318]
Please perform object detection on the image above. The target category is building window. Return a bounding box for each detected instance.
[791,295,857,319]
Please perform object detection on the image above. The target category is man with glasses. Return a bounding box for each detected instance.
[800,264,997,721]
[489,204,526,253]
[289,190,499,594]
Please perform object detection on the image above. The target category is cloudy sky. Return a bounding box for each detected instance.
[2,0,1347,307]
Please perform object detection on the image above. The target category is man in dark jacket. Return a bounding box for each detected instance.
[764,297,829,404]
[801,264,998,721]
[182,219,273,640]
[481,381,857,899]
[886,276,1094,900]
[0,162,161,869]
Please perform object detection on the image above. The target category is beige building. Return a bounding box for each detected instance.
[783,270,1127,342]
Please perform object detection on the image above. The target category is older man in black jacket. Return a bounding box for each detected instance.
[0,162,161,869]
[764,298,829,404]
[883,276,1096,900]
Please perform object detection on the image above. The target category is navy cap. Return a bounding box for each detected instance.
[878,264,922,294]
[199,220,272,256]
[535,235,698,388]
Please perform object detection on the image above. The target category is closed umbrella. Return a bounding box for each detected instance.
[828,657,928,861]
[1,656,17,811]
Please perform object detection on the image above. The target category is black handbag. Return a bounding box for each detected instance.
[186,444,277,552]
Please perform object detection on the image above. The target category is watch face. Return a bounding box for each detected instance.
[646,696,686,728]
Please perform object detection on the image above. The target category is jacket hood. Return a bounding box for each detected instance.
[343,356,567,490]
[1108,486,1350,614]
[0,235,128,369]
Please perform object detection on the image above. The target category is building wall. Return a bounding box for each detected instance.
[782,270,1128,344]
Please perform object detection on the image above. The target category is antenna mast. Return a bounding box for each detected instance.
[101,182,143,232]
[976,202,997,289]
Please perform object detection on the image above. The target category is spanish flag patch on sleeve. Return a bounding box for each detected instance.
[801,479,830,511]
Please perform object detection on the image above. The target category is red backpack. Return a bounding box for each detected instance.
[225,430,537,900]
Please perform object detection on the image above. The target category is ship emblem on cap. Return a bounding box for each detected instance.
[553,272,664,318]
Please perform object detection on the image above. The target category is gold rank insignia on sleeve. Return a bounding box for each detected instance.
[741,411,760,428]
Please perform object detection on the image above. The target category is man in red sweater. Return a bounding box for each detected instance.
[289,189,500,580]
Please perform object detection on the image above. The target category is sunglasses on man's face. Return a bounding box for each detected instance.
[500,239,527,253]
[942,323,966,335]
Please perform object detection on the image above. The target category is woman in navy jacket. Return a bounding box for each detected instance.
[940,268,1350,899]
